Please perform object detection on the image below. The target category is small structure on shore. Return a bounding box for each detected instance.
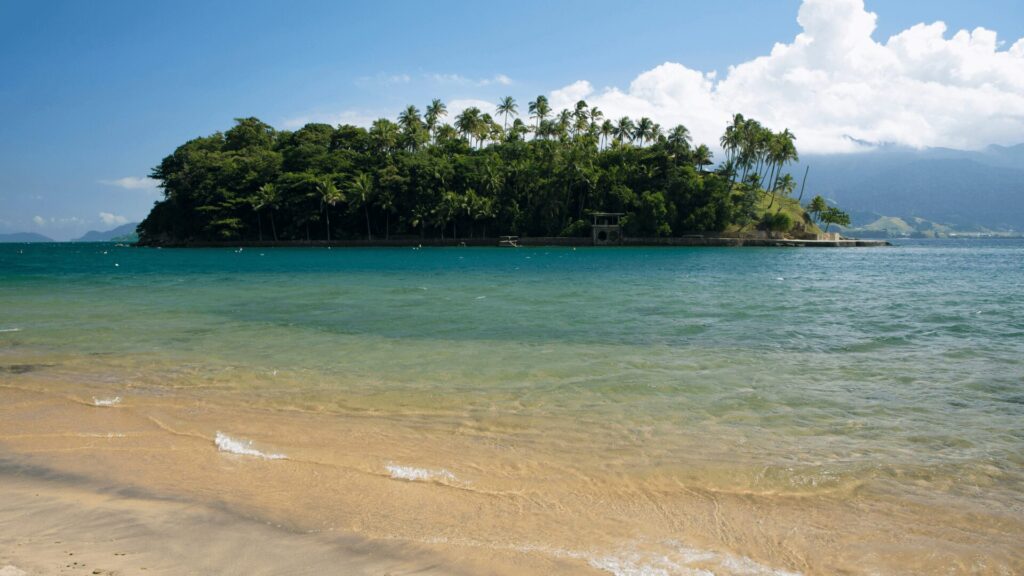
[498,235,519,248]
[592,213,624,246]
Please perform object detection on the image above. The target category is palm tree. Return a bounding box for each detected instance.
[634,117,654,147]
[556,109,572,140]
[694,144,713,173]
[572,100,589,136]
[650,123,663,145]
[599,119,614,149]
[668,125,692,150]
[398,105,425,151]
[375,188,397,240]
[316,177,343,241]
[398,105,421,132]
[768,173,795,211]
[251,183,279,241]
[614,117,634,144]
[369,118,399,156]
[528,95,551,134]
[454,107,482,145]
[807,195,827,225]
[496,96,518,131]
[347,172,375,240]
[424,99,447,142]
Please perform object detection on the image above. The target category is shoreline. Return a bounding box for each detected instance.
[134,236,891,248]
[0,455,560,576]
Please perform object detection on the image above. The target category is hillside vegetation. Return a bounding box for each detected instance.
[138,99,820,244]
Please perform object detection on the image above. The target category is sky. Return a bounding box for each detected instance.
[1,0,1022,239]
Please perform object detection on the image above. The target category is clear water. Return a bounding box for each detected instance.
[1,240,1022,574]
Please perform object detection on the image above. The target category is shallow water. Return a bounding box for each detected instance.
[1,241,1022,574]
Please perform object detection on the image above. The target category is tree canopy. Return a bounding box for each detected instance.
[138,98,818,243]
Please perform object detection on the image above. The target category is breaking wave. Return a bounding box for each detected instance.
[214,432,286,460]
[92,396,121,407]
[386,464,457,483]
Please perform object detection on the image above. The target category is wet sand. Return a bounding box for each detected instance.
[2,376,1022,575]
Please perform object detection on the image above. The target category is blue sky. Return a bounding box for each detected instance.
[1,0,1022,239]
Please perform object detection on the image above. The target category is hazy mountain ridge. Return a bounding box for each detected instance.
[798,144,1024,233]
[0,232,55,243]
[72,222,139,242]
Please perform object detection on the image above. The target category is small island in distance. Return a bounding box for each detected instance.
[138,99,879,248]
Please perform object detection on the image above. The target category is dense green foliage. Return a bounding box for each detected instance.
[139,98,813,243]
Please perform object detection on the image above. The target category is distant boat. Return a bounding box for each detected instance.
[498,235,519,248]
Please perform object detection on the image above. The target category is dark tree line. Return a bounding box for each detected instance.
[138,97,818,243]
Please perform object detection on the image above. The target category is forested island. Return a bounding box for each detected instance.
[138,97,851,245]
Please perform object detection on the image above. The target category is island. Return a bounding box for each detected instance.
[138,98,880,247]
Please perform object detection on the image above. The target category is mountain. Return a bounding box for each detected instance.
[0,232,55,243]
[72,222,139,242]
[796,144,1024,232]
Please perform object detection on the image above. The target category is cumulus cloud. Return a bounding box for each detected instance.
[32,215,45,226]
[100,176,160,192]
[549,0,1024,153]
[282,109,381,129]
[99,212,128,226]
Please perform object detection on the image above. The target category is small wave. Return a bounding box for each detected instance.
[92,396,122,407]
[0,328,21,333]
[386,464,457,483]
[214,432,286,460]
[582,542,801,576]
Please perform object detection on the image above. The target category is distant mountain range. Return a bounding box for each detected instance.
[71,222,139,242]
[797,144,1024,234]
[0,222,139,243]
[0,232,55,243]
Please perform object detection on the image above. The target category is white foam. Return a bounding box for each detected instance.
[214,432,286,460]
[92,396,122,407]
[0,328,21,333]
[0,565,28,576]
[386,464,456,483]
[582,542,800,576]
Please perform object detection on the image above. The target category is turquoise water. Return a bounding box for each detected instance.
[2,241,1023,573]
[2,241,1022,468]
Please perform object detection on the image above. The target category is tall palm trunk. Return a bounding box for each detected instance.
[364,206,372,240]
[256,211,263,241]
[325,208,331,241]
[270,211,278,241]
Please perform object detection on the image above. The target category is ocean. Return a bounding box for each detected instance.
[1,240,1022,574]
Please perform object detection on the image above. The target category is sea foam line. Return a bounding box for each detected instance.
[0,328,21,333]
[386,464,457,483]
[214,432,287,460]
[92,396,122,407]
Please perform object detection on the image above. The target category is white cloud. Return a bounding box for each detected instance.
[99,212,128,226]
[549,0,1024,153]
[100,176,160,192]
[31,215,85,228]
